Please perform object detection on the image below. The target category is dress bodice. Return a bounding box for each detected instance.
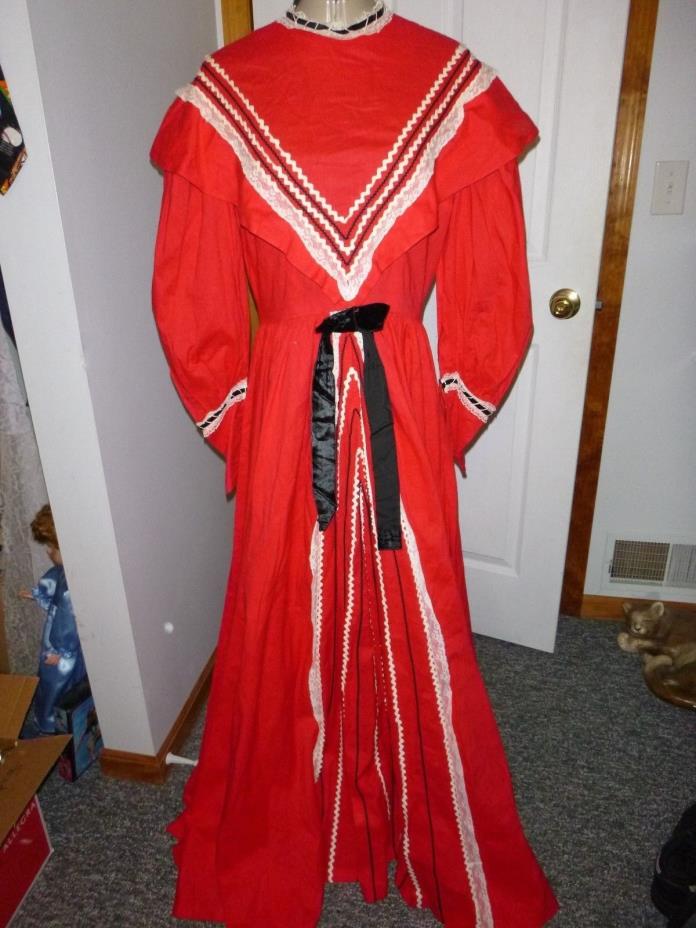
[151,15,536,309]
[150,10,538,492]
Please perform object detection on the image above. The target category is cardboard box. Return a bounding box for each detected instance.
[0,675,70,925]
[55,678,103,782]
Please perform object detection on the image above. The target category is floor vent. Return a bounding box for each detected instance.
[610,539,696,588]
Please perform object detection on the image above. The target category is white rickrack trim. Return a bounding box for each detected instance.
[372,673,391,818]
[327,705,345,881]
[193,53,466,260]
[352,388,422,907]
[327,443,366,882]
[279,1,393,40]
[440,371,496,424]
[332,332,341,428]
[326,360,419,902]
[361,482,392,820]
[308,521,326,780]
[196,377,247,438]
[203,45,465,226]
[400,503,493,928]
[365,498,392,820]
[341,449,362,698]
[179,60,496,300]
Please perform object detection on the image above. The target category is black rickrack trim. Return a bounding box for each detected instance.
[440,375,492,418]
[285,2,386,36]
[197,384,247,434]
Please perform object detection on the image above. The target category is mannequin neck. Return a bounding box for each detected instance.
[291,0,381,30]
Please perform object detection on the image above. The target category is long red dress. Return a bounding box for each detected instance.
[151,7,559,927]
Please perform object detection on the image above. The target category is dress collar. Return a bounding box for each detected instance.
[280,1,393,40]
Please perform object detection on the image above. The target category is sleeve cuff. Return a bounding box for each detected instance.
[440,371,497,471]
[196,377,248,448]
[190,377,248,493]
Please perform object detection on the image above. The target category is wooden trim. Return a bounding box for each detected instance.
[220,0,254,44]
[560,0,659,616]
[99,747,168,783]
[100,651,215,783]
[0,578,10,673]
[219,1,260,341]
[579,594,696,621]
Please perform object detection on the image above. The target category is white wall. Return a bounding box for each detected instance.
[253,0,286,28]
[0,1,231,754]
[585,0,696,602]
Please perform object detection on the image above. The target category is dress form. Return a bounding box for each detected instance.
[151,15,559,926]
[290,0,384,31]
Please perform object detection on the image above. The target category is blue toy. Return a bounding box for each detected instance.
[19,504,88,734]
[31,563,87,733]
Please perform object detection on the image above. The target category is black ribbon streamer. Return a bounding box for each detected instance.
[312,303,401,550]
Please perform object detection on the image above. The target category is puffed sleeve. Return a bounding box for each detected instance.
[434,76,537,474]
[151,96,250,494]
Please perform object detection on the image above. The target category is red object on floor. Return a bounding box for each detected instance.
[0,796,52,927]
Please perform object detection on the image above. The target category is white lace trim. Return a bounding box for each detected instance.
[322,360,420,901]
[205,45,464,225]
[308,521,326,780]
[279,1,393,40]
[196,377,247,438]
[400,504,493,927]
[309,360,370,786]
[440,371,496,424]
[179,59,496,300]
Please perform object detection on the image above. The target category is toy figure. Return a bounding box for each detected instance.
[19,504,87,733]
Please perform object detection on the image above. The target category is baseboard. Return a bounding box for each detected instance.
[99,747,171,784]
[580,594,696,620]
[99,650,215,783]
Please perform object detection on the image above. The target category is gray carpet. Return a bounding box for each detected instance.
[11,616,695,927]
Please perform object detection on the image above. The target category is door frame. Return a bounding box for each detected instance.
[560,0,665,620]
[220,0,254,41]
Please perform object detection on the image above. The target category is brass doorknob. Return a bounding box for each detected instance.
[549,288,581,319]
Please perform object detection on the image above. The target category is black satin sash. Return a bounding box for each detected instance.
[312,303,401,550]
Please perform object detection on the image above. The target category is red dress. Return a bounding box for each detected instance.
[151,7,558,927]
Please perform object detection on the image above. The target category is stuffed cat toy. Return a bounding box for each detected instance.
[618,601,696,709]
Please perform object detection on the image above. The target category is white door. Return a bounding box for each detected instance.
[252,0,630,651]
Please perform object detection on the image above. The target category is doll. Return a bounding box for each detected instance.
[18,504,87,733]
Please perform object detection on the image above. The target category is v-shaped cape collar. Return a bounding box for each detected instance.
[175,17,496,300]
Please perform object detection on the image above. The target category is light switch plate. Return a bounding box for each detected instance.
[651,160,689,215]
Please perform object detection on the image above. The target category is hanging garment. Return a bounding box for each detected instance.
[0,62,27,194]
[151,6,558,927]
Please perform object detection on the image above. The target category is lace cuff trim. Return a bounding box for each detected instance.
[440,372,496,423]
[197,378,247,438]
